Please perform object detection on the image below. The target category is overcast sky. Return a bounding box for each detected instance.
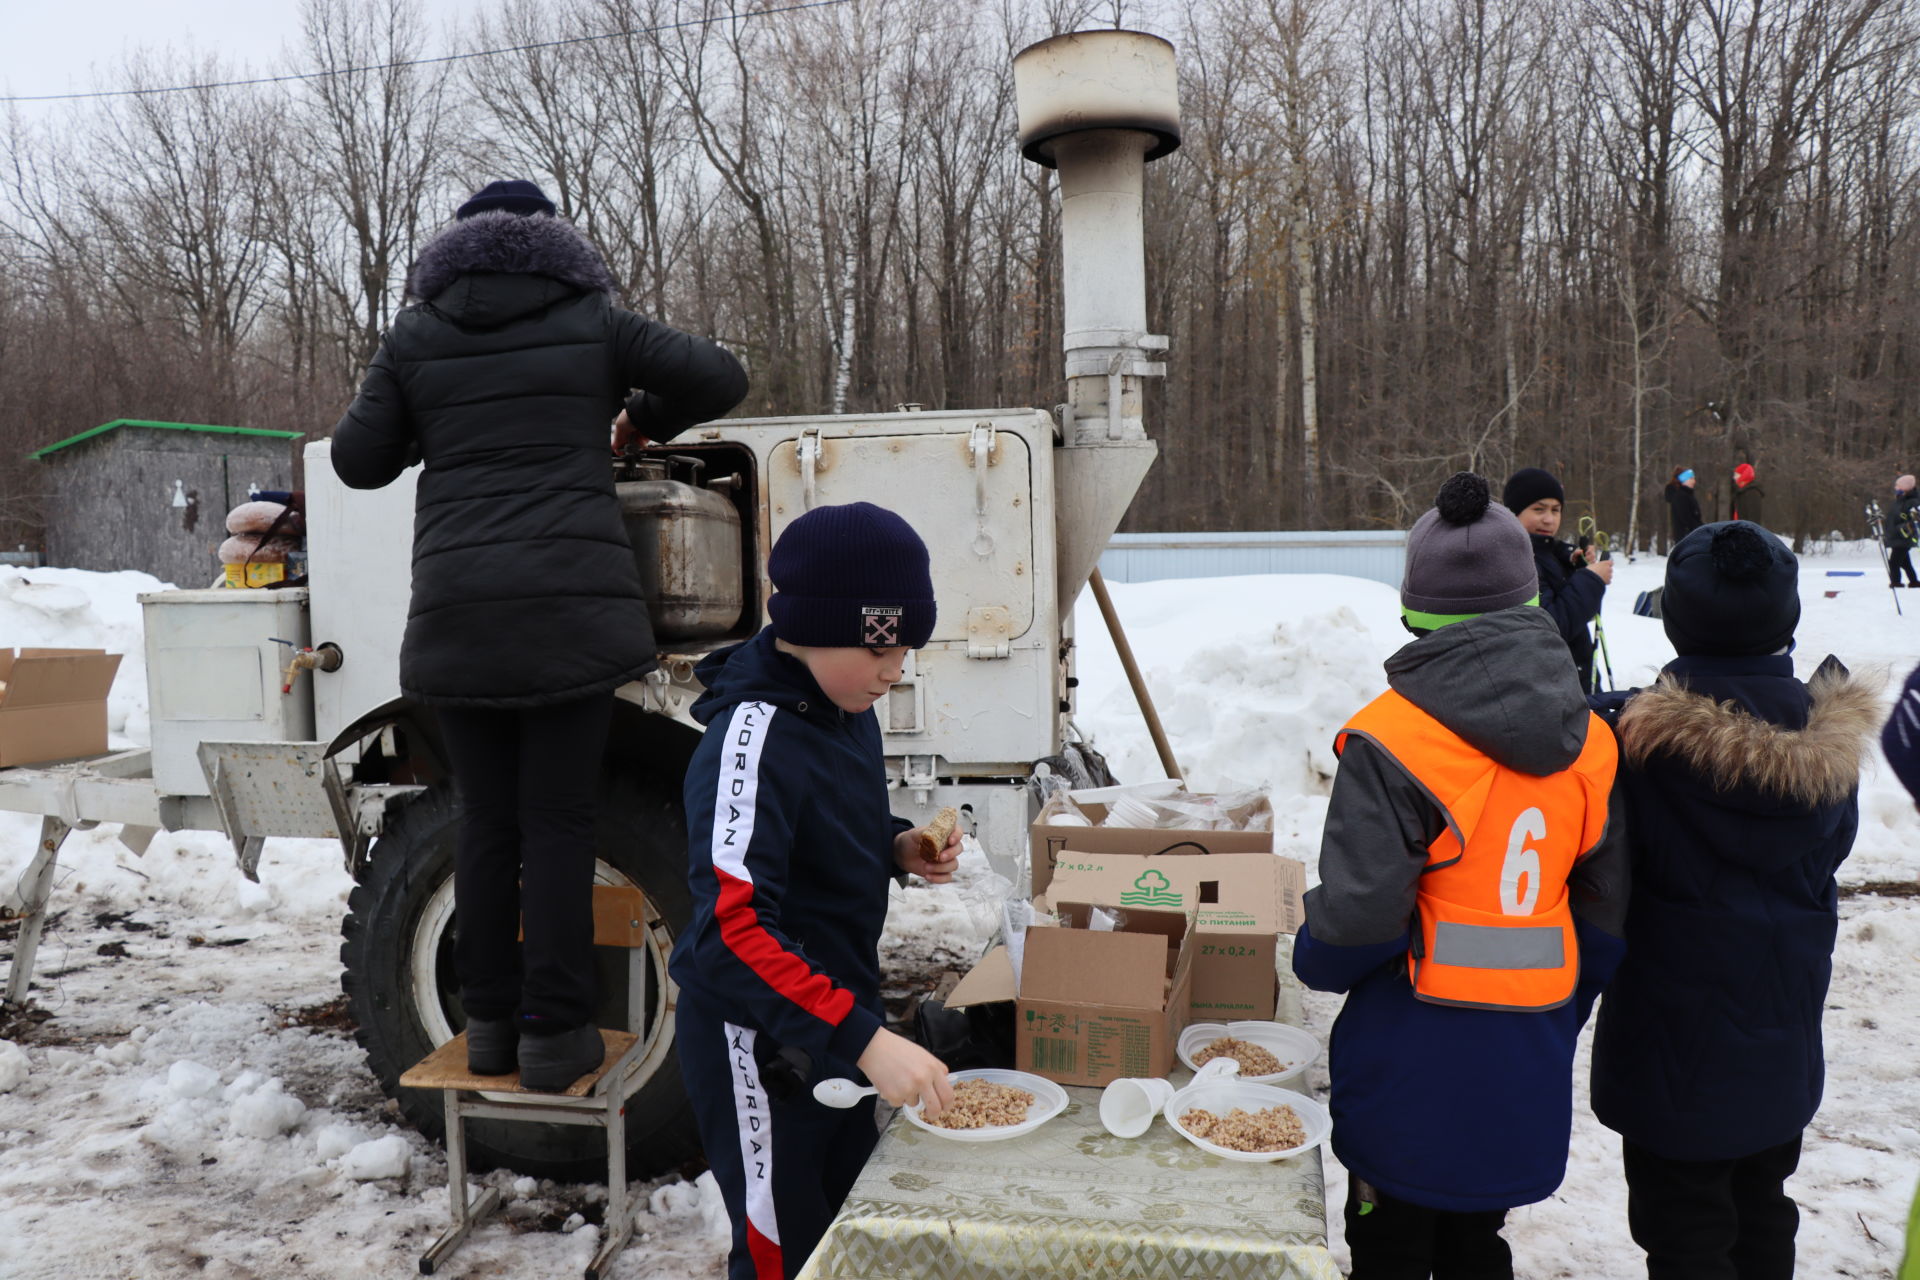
[0,1,466,103]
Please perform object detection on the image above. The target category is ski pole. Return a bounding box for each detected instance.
[1578,517,1618,692]
[1867,501,1904,617]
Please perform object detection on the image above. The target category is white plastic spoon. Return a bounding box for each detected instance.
[812,1077,879,1108]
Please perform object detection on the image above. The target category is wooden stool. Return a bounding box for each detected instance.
[398,885,670,1279]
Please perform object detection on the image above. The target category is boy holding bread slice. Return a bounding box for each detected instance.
[670,501,962,1280]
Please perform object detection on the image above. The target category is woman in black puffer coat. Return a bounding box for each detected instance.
[331,180,748,1090]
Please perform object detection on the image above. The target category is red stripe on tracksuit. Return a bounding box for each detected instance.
[714,867,856,1025]
[746,1222,783,1279]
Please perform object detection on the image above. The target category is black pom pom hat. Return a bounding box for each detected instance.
[1400,471,1540,629]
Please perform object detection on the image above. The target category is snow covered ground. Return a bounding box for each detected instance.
[0,542,1916,1278]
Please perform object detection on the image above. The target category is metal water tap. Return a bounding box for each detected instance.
[274,640,343,693]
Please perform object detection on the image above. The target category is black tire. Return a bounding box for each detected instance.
[340,771,698,1182]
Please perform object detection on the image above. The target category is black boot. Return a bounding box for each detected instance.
[465,1017,518,1075]
[518,1024,606,1092]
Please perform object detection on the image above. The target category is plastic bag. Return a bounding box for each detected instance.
[951,834,1014,941]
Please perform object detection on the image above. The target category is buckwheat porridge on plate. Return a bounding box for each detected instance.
[1178,1104,1308,1152]
[1193,1036,1286,1077]
[925,1079,1036,1130]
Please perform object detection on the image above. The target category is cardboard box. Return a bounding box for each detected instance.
[1028,790,1274,897]
[1049,852,1306,1022]
[947,901,1194,1087]
[0,648,122,767]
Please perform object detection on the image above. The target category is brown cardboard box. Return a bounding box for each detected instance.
[0,648,122,767]
[946,901,1194,1087]
[1028,790,1273,896]
[1050,852,1306,1022]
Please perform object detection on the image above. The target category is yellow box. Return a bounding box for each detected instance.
[223,561,287,588]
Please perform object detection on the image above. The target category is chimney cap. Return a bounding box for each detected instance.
[1014,29,1182,168]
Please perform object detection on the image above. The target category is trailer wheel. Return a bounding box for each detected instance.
[339,772,699,1182]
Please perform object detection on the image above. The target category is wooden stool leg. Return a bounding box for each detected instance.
[585,1099,631,1280]
[5,817,72,1007]
[420,1092,500,1275]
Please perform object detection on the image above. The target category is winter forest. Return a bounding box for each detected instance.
[2,0,1917,549]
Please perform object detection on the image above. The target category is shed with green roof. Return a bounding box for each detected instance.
[32,419,303,587]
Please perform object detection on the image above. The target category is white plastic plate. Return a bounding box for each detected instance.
[1163,1079,1331,1163]
[901,1068,1069,1143]
[1177,1020,1320,1088]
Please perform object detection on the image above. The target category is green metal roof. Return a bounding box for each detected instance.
[30,418,305,461]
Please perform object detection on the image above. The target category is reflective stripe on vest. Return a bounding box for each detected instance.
[1334,690,1618,1012]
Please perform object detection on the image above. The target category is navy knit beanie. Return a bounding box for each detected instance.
[456,180,557,220]
[1501,467,1566,515]
[1661,522,1800,657]
[767,503,936,648]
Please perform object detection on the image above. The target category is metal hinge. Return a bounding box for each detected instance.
[798,428,825,509]
[966,605,1013,659]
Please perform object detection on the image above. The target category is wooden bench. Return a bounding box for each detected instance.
[399,884,668,1279]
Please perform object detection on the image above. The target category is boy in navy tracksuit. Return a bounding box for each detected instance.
[1295,473,1630,1279]
[671,502,959,1280]
[1590,522,1879,1279]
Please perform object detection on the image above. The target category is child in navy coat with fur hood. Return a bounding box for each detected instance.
[1590,521,1880,1280]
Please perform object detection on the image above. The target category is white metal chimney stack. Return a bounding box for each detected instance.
[1014,30,1182,613]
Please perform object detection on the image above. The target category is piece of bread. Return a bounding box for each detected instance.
[917,806,960,860]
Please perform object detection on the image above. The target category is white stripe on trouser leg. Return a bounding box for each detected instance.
[725,1021,779,1247]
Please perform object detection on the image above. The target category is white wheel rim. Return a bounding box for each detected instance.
[405,858,674,1090]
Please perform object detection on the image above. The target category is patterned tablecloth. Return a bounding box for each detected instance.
[799,956,1338,1280]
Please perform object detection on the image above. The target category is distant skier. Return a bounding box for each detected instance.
[1730,462,1765,526]
[1663,467,1702,549]
[1886,473,1919,589]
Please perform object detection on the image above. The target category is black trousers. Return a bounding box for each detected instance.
[1344,1178,1513,1280]
[1622,1135,1802,1280]
[678,989,880,1280]
[437,697,613,1029]
[1890,546,1918,586]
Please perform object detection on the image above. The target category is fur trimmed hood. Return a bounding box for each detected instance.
[406,210,617,302]
[1618,667,1881,806]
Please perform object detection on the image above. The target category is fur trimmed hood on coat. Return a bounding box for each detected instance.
[406,210,617,303]
[1617,667,1881,806]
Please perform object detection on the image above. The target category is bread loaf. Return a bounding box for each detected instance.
[219,534,301,565]
[917,806,960,860]
[226,501,303,536]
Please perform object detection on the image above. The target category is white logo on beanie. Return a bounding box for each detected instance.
[861,605,903,645]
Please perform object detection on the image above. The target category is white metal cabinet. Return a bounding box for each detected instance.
[141,588,314,796]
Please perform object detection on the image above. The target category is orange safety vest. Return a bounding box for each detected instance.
[1334,690,1618,1012]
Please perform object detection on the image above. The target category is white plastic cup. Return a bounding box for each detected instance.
[1099,1076,1175,1137]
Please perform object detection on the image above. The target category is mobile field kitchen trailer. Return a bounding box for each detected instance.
[1,29,1186,1184]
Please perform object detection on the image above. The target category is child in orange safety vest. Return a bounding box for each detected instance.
[1294,472,1630,1280]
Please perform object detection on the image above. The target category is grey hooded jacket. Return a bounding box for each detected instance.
[1306,605,1628,948]
[331,212,748,708]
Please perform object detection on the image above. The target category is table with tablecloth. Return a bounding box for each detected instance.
[798,950,1337,1280]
